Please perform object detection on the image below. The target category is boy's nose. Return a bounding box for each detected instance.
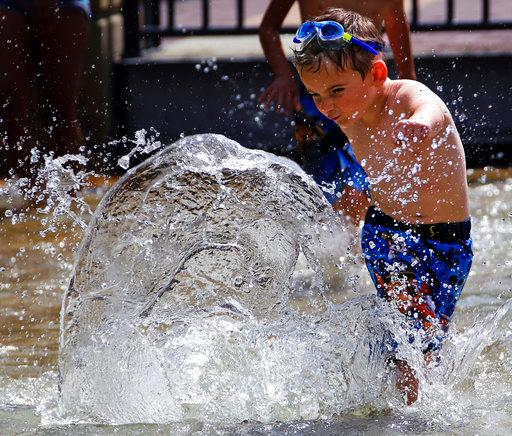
[316,96,334,113]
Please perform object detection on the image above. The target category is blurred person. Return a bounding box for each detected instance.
[0,0,90,200]
[259,0,415,223]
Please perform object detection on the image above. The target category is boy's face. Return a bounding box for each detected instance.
[298,58,378,128]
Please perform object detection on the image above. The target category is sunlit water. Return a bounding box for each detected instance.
[0,134,511,435]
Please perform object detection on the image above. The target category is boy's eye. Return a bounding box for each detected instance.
[332,88,345,94]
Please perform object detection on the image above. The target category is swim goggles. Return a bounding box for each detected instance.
[293,20,382,55]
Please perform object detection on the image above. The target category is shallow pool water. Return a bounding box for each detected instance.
[0,156,511,434]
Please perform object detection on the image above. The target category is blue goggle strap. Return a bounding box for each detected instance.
[342,33,380,55]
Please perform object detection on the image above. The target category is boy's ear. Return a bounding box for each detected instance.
[372,60,388,83]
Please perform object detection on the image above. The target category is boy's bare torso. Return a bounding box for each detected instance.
[297,0,392,25]
[345,80,470,224]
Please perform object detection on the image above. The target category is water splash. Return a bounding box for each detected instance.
[115,128,163,170]
[35,153,94,235]
[56,134,402,424]
[2,134,511,431]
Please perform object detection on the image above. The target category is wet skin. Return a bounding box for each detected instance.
[298,58,470,225]
[299,57,470,404]
[259,0,415,114]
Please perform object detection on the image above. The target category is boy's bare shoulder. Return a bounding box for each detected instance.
[394,79,432,96]
[391,79,442,107]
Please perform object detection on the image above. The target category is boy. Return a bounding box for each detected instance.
[259,0,415,222]
[292,9,473,404]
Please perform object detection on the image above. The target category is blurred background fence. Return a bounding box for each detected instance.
[83,0,512,171]
[124,0,512,57]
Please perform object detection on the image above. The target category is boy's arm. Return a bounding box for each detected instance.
[392,83,448,144]
[258,0,301,114]
[383,0,416,80]
[333,187,371,225]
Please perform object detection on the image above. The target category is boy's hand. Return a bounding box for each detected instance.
[392,119,430,144]
[259,75,301,115]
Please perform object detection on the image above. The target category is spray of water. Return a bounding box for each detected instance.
[54,134,404,424]
[1,132,511,432]
[51,133,512,427]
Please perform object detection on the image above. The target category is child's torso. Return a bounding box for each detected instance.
[346,83,470,225]
[297,0,386,26]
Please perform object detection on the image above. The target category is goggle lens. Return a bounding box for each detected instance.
[296,21,316,39]
[319,23,343,38]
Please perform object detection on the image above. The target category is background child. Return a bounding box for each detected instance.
[292,8,473,404]
[259,0,415,222]
[0,0,90,180]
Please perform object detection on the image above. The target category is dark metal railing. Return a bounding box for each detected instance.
[123,0,512,57]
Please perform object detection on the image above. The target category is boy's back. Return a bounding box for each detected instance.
[300,63,469,224]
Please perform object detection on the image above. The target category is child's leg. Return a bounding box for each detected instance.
[361,207,473,403]
[34,4,89,158]
[0,7,40,178]
[392,358,418,405]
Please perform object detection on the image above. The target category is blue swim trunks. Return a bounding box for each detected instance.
[361,206,473,353]
[0,0,91,17]
[294,88,369,205]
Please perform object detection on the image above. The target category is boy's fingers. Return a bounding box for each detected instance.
[282,95,292,115]
[260,88,276,109]
[393,120,430,143]
[284,92,296,114]
[393,123,407,143]
[418,125,427,139]
[294,96,302,112]
[393,122,431,144]
[290,91,301,112]
[410,125,419,141]
[410,124,428,141]
[275,92,285,113]
[266,90,276,106]
[259,86,273,102]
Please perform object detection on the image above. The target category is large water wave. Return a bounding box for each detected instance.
[56,134,511,426]
[58,134,393,423]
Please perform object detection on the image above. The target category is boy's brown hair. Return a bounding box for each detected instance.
[293,8,385,79]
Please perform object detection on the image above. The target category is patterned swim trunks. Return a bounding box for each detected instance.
[361,206,473,353]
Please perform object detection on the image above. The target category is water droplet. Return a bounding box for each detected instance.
[117,155,130,170]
